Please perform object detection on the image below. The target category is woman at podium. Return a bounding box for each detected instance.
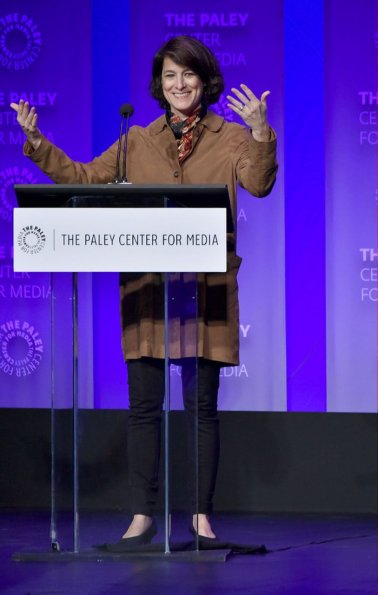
[11,35,277,547]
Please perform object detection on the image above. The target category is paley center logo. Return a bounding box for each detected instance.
[0,166,37,223]
[17,224,46,255]
[0,319,43,377]
[0,13,42,70]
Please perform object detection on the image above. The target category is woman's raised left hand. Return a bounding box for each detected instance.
[227,84,271,142]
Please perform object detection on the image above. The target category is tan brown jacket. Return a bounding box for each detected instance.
[25,111,278,365]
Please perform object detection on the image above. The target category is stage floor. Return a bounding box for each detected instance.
[1,510,376,594]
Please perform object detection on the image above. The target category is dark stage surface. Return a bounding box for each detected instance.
[1,510,376,594]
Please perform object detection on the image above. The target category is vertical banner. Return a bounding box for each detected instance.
[284,1,327,412]
[0,1,92,407]
[129,0,286,411]
[325,1,377,412]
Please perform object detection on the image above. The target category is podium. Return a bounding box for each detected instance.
[13,183,233,561]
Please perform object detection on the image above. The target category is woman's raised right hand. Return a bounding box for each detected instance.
[10,99,42,150]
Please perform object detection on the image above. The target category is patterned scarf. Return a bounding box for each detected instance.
[168,107,204,163]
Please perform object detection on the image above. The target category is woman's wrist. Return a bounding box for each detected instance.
[27,136,42,151]
[251,125,271,142]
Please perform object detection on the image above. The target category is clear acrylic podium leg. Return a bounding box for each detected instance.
[164,271,199,554]
[49,272,76,553]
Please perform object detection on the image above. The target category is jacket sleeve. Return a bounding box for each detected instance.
[23,136,118,184]
[235,128,278,198]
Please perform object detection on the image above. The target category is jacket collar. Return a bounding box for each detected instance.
[148,110,224,136]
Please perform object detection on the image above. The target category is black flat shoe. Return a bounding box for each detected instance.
[101,520,157,552]
[189,524,219,545]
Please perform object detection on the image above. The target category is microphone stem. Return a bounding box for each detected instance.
[122,114,131,182]
[114,115,125,183]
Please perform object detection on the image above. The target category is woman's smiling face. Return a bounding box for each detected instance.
[161,57,204,119]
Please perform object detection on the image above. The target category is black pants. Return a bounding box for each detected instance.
[127,357,221,516]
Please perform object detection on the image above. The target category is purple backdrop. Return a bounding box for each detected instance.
[0,0,375,413]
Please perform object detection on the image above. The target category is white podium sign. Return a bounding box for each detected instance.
[13,207,226,272]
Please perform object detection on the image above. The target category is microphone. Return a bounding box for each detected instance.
[121,103,134,183]
[114,103,134,183]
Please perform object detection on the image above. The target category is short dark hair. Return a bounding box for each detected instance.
[150,36,224,109]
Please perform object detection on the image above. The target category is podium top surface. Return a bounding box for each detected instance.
[14,183,234,232]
